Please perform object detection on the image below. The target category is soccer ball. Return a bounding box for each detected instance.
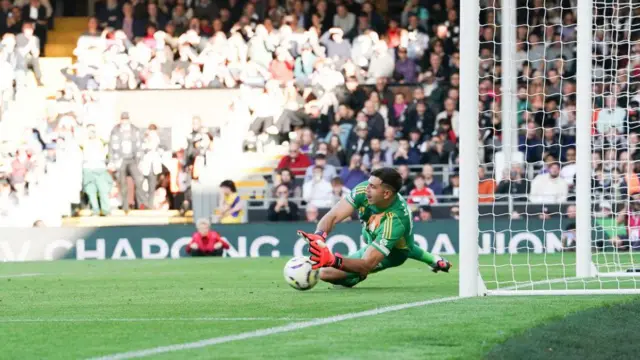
[283,256,319,291]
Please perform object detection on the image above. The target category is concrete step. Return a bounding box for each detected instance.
[44,42,75,58]
[47,31,83,44]
[53,17,88,32]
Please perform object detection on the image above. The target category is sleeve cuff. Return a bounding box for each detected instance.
[371,242,390,256]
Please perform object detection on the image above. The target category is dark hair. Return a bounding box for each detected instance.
[279,168,292,176]
[219,179,237,192]
[371,167,402,194]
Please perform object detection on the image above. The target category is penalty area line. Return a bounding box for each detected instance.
[89,296,461,360]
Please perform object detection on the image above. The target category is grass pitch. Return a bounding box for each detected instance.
[1,255,639,359]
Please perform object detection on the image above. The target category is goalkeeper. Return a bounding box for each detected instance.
[298,167,451,288]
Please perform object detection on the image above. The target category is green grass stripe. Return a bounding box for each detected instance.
[485,297,640,360]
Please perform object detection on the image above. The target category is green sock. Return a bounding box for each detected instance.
[408,244,438,266]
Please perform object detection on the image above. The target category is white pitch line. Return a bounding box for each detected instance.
[0,317,307,323]
[0,273,44,279]
[497,276,582,291]
[89,296,460,360]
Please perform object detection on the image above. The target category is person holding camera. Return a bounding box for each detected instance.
[267,184,300,222]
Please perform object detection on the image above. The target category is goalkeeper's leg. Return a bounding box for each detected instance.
[407,244,452,273]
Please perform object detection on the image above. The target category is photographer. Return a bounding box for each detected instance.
[187,218,229,257]
[267,184,300,222]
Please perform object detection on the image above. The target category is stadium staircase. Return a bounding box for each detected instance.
[45,17,87,58]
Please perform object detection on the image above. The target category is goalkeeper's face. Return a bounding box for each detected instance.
[366,176,393,205]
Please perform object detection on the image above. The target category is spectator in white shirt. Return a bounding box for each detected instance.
[560,146,577,188]
[363,137,392,168]
[530,162,569,204]
[436,98,459,136]
[330,176,350,206]
[366,40,394,83]
[304,153,337,183]
[597,95,626,135]
[303,166,333,208]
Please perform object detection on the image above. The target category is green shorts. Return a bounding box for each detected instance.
[331,245,408,287]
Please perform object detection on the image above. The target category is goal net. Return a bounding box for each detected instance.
[459,0,640,296]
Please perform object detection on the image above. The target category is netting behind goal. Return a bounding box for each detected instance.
[589,0,640,282]
[469,0,640,295]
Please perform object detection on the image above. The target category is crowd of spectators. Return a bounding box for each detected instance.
[0,0,52,51]
[4,0,640,226]
[0,83,216,225]
[0,0,52,102]
[68,0,460,91]
[257,0,640,222]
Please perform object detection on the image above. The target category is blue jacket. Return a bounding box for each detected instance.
[340,168,368,189]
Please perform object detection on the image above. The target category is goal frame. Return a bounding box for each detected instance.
[458,0,640,297]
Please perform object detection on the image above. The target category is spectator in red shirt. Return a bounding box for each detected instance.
[187,218,229,257]
[277,142,311,176]
[269,47,294,84]
[408,174,438,205]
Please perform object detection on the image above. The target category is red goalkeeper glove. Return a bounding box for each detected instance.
[297,230,344,270]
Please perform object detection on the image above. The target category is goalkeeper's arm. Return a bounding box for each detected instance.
[315,198,354,235]
[339,247,384,275]
[308,239,384,276]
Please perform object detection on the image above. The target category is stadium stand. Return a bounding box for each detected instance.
[0,0,609,227]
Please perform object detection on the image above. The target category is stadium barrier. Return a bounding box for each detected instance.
[0,217,600,262]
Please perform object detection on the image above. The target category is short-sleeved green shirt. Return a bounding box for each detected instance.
[345,181,415,256]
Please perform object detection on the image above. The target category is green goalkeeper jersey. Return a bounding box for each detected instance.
[345,181,415,257]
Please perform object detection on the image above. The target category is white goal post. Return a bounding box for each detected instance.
[459,0,640,296]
